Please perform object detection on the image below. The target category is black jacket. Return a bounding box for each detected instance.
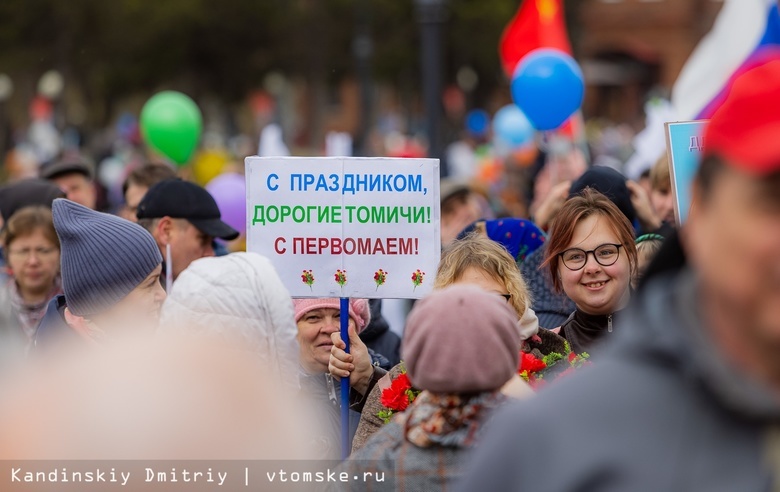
[359,299,401,366]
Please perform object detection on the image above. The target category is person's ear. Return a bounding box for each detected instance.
[156,217,174,245]
[64,307,88,331]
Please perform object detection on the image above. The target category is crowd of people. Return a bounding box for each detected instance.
[0,51,778,492]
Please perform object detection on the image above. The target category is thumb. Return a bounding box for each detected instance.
[330,330,345,349]
[347,323,362,350]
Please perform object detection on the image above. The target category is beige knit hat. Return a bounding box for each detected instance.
[403,284,520,393]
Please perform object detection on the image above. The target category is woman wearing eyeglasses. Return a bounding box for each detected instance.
[542,188,637,354]
[1,206,62,344]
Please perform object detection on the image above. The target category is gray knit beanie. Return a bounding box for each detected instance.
[52,199,162,316]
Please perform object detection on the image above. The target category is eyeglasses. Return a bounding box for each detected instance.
[7,247,58,259]
[559,243,623,271]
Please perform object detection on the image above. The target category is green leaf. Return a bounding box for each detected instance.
[377,409,394,425]
[542,351,564,367]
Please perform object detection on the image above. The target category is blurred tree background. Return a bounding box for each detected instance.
[0,0,578,128]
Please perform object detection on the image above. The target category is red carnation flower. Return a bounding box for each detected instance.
[394,373,412,391]
[519,352,547,373]
[380,373,412,411]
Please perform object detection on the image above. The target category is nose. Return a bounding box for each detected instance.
[321,316,340,335]
[153,280,167,304]
[663,194,674,212]
[582,252,603,274]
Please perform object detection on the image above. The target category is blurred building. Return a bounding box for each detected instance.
[578,0,724,124]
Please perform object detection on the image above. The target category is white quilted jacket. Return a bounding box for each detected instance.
[160,252,300,389]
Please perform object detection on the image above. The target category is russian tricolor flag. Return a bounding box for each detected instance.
[672,0,780,120]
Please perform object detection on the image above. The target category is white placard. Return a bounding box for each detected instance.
[246,156,441,299]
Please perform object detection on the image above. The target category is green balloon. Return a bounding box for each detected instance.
[140,91,202,166]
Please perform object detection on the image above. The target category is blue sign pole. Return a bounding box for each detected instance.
[340,297,351,460]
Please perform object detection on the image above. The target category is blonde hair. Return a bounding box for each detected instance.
[434,234,530,318]
[636,237,663,265]
[650,155,671,191]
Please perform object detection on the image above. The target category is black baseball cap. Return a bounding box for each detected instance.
[136,179,239,240]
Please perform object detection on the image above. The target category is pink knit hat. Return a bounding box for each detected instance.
[293,298,371,333]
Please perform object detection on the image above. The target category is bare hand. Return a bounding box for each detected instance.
[329,324,373,396]
[627,180,661,231]
[501,374,534,399]
[533,180,572,230]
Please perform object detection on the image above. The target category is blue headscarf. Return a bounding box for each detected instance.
[457,218,546,263]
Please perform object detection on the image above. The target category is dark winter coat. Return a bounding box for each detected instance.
[456,233,780,492]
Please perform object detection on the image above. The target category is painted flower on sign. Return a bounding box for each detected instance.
[411,269,425,291]
[334,269,347,288]
[374,269,388,291]
[301,270,315,290]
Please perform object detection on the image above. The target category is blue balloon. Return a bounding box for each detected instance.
[465,109,490,137]
[511,49,584,131]
[493,104,534,147]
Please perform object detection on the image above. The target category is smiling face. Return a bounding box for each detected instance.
[296,308,356,374]
[558,214,632,315]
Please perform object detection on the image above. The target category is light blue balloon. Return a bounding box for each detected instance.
[511,49,584,131]
[493,104,534,147]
